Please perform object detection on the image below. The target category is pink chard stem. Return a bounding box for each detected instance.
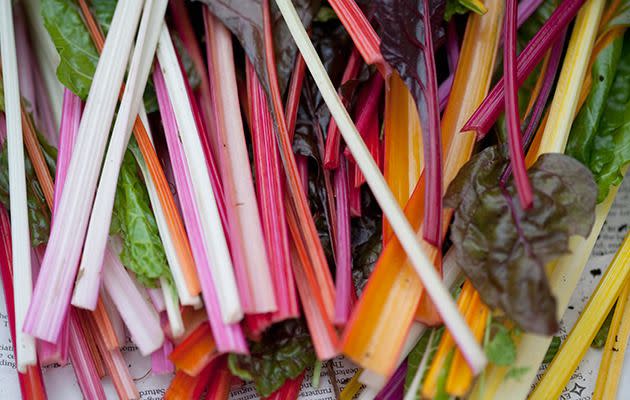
[504,0,533,208]
[333,159,352,325]
[154,66,247,353]
[463,0,587,136]
[247,60,300,323]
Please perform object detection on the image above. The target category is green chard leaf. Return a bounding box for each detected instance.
[592,305,615,348]
[199,0,321,97]
[41,0,100,99]
[567,37,623,164]
[0,134,57,246]
[444,146,598,334]
[445,0,487,21]
[40,0,184,113]
[485,325,517,366]
[112,147,171,287]
[568,34,630,201]
[543,336,561,363]
[228,319,316,397]
[404,327,444,399]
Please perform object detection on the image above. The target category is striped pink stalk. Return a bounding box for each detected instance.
[504,0,533,209]
[101,248,164,355]
[101,289,126,346]
[462,0,587,135]
[68,312,106,400]
[333,159,352,325]
[203,12,256,314]
[35,249,69,366]
[324,48,363,169]
[37,91,82,365]
[169,0,218,160]
[52,90,81,217]
[151,340,175,375]
[247,60,299,323]
[327,0,387,75]
[204,15,276,314]
[154,66,247,353]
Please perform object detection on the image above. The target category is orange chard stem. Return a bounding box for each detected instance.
[383,73,423,243]
[165,362,214,400]
[341,0,503,377]
[21,108,54,209]
[169,323,218,377]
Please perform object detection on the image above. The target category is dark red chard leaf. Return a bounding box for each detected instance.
[199,0,321,96]
[375,0,446,246]
[444,146,597,334]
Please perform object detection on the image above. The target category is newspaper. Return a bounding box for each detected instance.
[0,177,628,399]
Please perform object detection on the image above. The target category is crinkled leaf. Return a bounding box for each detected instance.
[0,140,54,247]
[228,319,316,397]
[41,0,100,99]
[444,146,597,334]
[568,35,630,201]
[112,146,170,287]
[199,0,321,96]
[485,325,516,366]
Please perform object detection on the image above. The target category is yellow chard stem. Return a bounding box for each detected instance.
[529,233,630,400]
[593,280,630,400]
[536,0,606,157]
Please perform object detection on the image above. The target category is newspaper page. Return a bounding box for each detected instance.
[0,177,627,399]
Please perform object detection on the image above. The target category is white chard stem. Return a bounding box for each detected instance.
[0,0,36,372]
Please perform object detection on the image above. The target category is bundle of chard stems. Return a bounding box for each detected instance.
[0,0,628,398]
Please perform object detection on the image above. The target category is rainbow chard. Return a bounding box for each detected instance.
[444,146,598,334]
[375,0,445,246]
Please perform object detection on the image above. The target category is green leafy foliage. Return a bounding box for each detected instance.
[435,349,455,400]
[505,366,530,381]
[228,319,316,397]
[592,305,615,348]
[485,325,517,366]
[111,146,170,287]
[445,0,487,21]
[0,134,56,247]
[543,336,561,363]
[404,327,444,400]
[444,146,598,334]
[41,0,100,99]
[602,0,630,34]
[200,0,321,96]
[567,35,630,201]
